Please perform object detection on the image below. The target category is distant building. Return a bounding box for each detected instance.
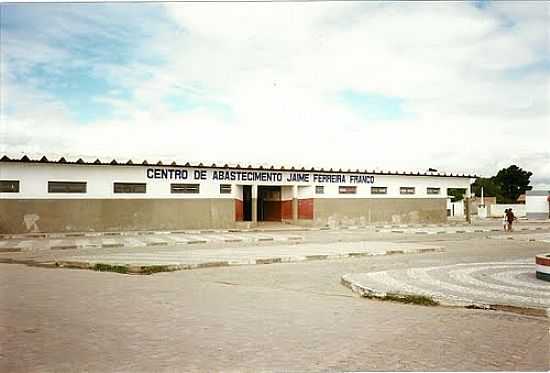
[526,190,550,220]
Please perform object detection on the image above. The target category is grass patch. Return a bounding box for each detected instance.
[370,293,439,306]
[140,265,176,274]
[93,263,129,274]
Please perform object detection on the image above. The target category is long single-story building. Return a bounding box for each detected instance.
[0,154,476,234]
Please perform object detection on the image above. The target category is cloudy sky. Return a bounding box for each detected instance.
[1,1,549,187]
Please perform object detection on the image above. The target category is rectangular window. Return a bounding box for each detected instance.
[338,186,357,194]
[400,187,415,195]
[371,186,387,195]
[171,183,200,194]
[427,187,441,195]
[114,182,146,194]
[315,185,324,194]
[48,181,87,193]
[220,184,232,194]
[0,180,19,193]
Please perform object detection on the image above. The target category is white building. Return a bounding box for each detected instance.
[526,190,550,220]
[0,154,476,234]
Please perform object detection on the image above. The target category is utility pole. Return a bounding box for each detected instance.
[480,186,484,207]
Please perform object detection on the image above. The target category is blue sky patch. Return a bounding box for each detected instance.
[338,90,408,121]
[165,94,233,120]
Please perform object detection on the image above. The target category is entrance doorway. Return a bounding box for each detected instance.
[258,186,282,221]
[242,185,252,221]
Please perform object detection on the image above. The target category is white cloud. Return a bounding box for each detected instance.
[1,2,549,187]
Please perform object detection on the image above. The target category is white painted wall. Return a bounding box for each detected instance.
[526,195,549,214]
[477,206,488,219]
[449,200,464,217]
[0,162,474,200]
[488,204,526,218]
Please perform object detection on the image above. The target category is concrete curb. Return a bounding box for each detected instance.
[376,226,548,235]
[0,227,326,241]
[3,246,444,275]
[0,222,484,241]
[0,235,306,252]
[3,223,548,241]
[341,274,550,318]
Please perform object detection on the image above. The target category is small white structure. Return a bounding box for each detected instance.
[487,204,526,218]
[526,190,550,220]
[447,199,464,217]
[477,205,487,219]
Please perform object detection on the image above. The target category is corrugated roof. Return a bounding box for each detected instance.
[0,153,477,178]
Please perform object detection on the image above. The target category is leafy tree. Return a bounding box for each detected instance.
[494,165,532,202]
[472,165,532,203]
[472,177,503,202]
[447,188,466,202]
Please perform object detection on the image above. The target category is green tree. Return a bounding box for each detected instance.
[447,188,466,202]
[494,165,532,203]
[472,165,532,203]
[472,177,503,202]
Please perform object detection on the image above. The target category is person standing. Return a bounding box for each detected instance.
[506,208,516,232]
[503,208,509,232]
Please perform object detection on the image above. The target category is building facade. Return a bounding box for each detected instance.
[526,190,550,220]
[0,155,476,234]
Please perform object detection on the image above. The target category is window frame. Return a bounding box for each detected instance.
[338,185,357,194]
[371,186,387,195]
[113,182,146,194]
[220,184,232,194]
[48,181,87,194]
[427,187,441,195]
[0,180,20,193]
[400,187,415,195]
[315,185,324,194]
[171,183,200,194]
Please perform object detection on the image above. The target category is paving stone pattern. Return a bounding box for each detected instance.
[343,259,550,316]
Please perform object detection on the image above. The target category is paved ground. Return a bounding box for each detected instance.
[489,232,550,243]
[55,241,442,272]
[1,229,550,371]
[343,259,550,315]
[1,221,549,255]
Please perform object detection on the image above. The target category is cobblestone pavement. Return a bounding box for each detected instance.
[343,259,550,315]
[1,238,549,371]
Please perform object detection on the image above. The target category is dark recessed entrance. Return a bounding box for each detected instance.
[242,185,252,221]
[258,185,282,221]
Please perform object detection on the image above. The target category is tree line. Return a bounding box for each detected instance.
[449,165,532,203]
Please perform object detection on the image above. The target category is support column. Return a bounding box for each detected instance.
[465,187,472,224]
[251,184,258,225]
[292,185,298,223]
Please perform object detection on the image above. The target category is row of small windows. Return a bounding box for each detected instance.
[314,186,440,195]
[0,180,232,194]
[0,180,441,196]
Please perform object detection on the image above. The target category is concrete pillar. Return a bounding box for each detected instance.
[465,187,472,224]
[251,184,258,224]
[292,185,298,223]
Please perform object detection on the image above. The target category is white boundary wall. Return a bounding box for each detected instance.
[526,191,549,217]
[487,204,526,218]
